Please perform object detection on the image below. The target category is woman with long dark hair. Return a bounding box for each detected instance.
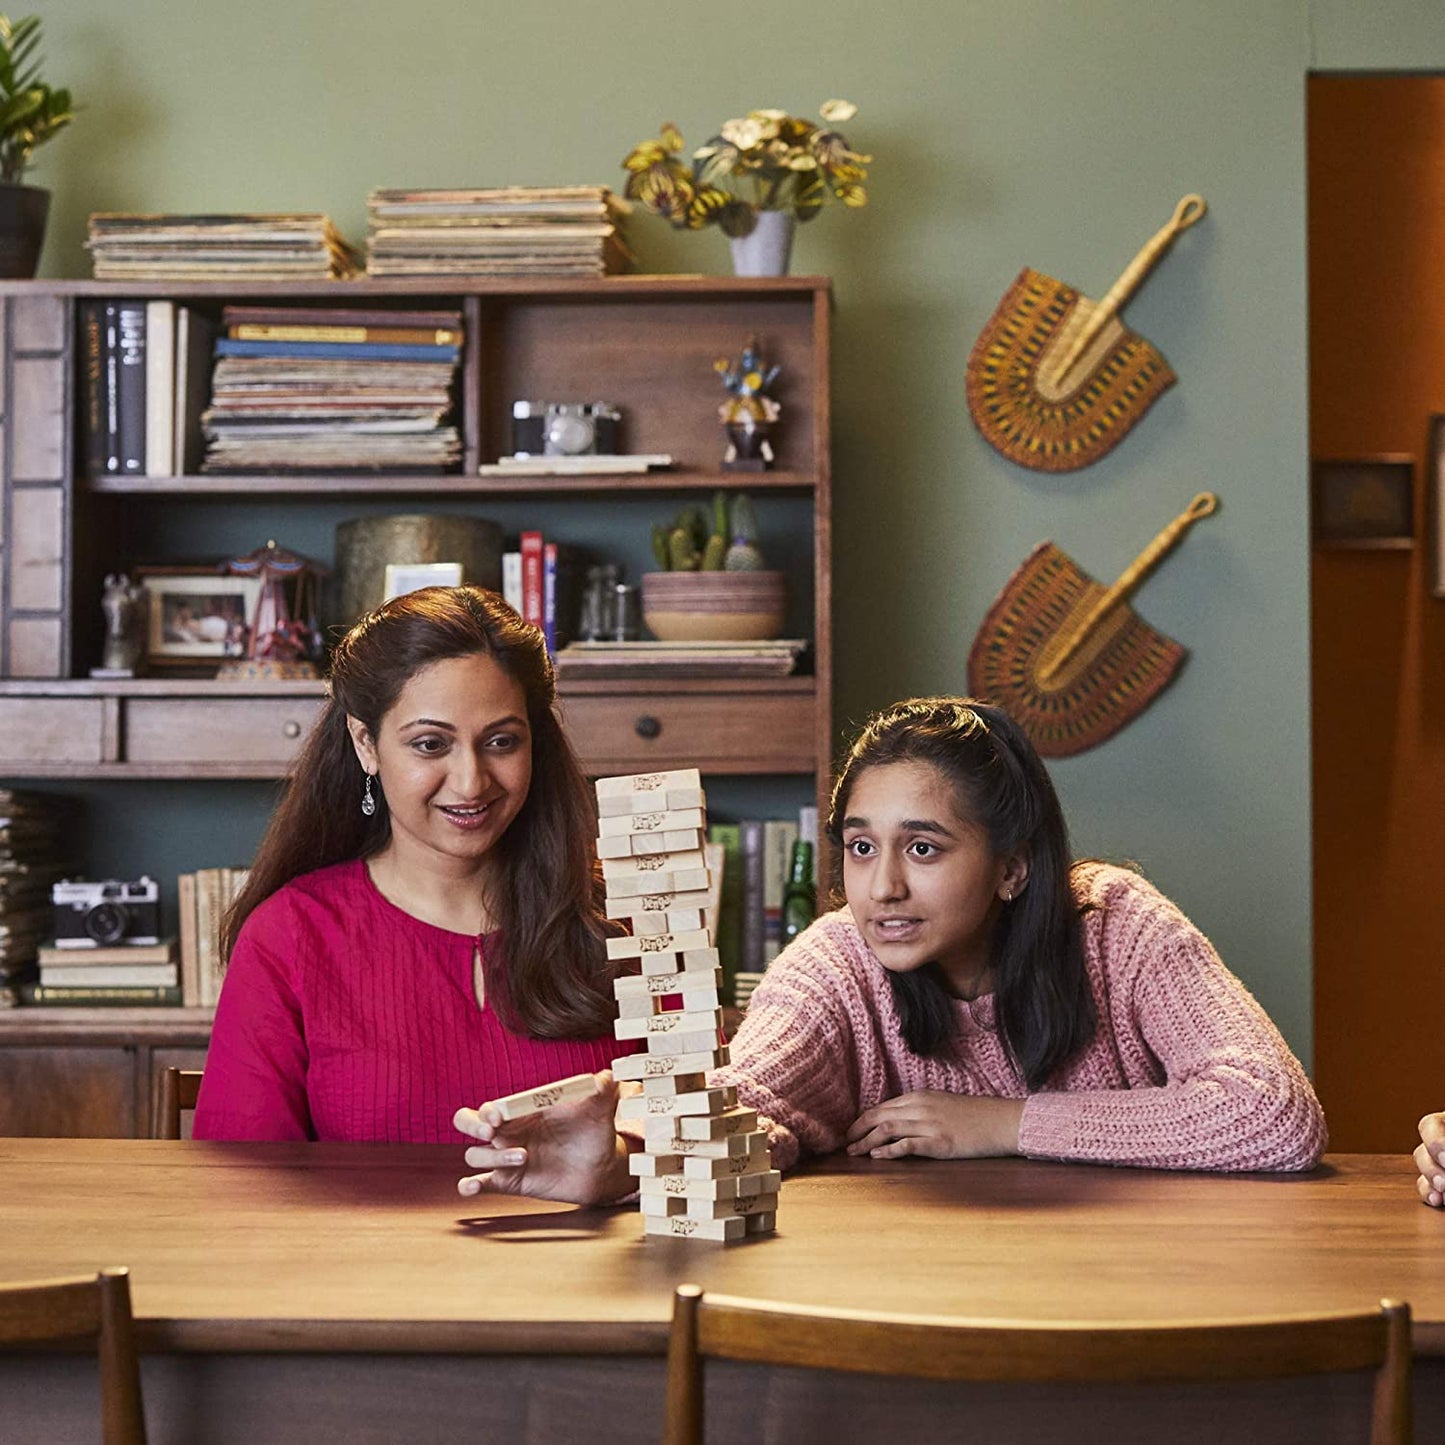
[194,586,628,1175]
[455,696,1326,1197]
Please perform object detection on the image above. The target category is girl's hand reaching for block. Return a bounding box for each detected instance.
[845,1091,1025,1161]
[454,1070,632,1206]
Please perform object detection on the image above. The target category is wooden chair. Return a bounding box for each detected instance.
[663,1286,1412,1445]
[154,1067,203,1140]
[0,1267,147,1444]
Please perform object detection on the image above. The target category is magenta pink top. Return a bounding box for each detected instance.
[192,859,622,1142]
[716,863,1327,1173]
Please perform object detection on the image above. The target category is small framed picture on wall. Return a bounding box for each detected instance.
[1310,456,1415,551]
[140,571,262,666]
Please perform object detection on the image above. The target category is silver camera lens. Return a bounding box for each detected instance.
[544,406,597,456]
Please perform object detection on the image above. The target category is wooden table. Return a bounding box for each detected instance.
[3,1141,1442,1443]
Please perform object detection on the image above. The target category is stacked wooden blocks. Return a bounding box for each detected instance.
[598,768,780,1242]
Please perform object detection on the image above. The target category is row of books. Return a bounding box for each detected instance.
[201,306,464,473]
[0,791,72,1008]
[501,532,585,656]
[365,187,630,277]
[86,213,358,280]
[710,808,819,1007]
[19,868,247,1007]
[78,301,215,477]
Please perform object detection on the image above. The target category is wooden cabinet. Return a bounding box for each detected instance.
[0,275,832,1136]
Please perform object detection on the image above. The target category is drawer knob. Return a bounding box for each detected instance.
[283,720,302,739]
[634,714,662,740]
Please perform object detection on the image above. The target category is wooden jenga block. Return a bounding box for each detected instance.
[639,1193,688,1217]
[613,979,722,1015]
[595,768,701,799]
[624,908,707,938]
[627,1153,684,1177]
[641,1130,756,1160]
[643,1029,721,1056]
[682,1135,770,1178]
[637,1168,781,1200]
[487,1072,600,1121]
[598,807,707,838]
[630,827,705,856]
[641,949,724,978]
[607,931,712,962]
[640,1071,708,1095]
[744,1211,778,1235]
[611,1046,729,1081]
[598,785,706,818]
[596,833,638,859]
[676,1105,758,1140]
[604,885,713,915]
[613,967,723,1001]
[616,1085,736,1121]
[681,947,721,970]
[643,1213,746,1242]
[614,1006,723,1039]
[684,1190,780,1220]
[603,857,710,892]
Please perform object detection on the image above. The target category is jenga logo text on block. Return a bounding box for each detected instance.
[646,1013,680,1031]
[636,855,665,871]
[530,1087,563,1109]
[663,1175,688,1193]
[642,1056,677,1076]
[727,1155,750,1174]
[646,1097,672,1113]
[632,812,664,831]
[640,893,674,910]
[639,936,674,952]
[672,1217,700,1234]
[634,774,663,790]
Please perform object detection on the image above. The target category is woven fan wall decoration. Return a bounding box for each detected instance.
[966,195,1206,472]
[967,493,1218,756]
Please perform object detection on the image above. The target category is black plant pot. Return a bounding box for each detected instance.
[0,184,50,278]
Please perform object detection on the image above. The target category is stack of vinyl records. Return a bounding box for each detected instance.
[201,305,464,472]
[86,213,359,280]
[0,791,74,1007]
[365,187,630,276]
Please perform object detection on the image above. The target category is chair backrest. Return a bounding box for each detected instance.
[663,1286,1411,1445]
[155,1067,203,1140]
[0,1267,147,1445]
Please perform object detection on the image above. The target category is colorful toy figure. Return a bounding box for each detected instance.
[714,337,782,470]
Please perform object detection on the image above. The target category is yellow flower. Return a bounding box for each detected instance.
[820,99,857,123]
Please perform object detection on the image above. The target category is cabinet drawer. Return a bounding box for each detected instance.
[125,698,325,766]
[560,691,816,774]
[0,698,106,764]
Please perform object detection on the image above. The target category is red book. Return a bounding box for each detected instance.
[520,531,544,628]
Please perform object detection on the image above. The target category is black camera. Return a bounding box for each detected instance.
[510,401,622,458]
[52,876,162,947]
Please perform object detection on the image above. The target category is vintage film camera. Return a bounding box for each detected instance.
[510,401,622,458]
[52,876,162,948]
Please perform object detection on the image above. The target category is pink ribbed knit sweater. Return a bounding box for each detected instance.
[192,859,622,1143]
[715,862,1326,1173]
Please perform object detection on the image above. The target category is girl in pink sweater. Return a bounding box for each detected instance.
[193,587,626,1147]
[456,697,1326,1197]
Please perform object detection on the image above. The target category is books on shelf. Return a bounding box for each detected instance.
[86,213,359,280]
[509,532,585,655]
[177,867,249,1008]
[365,186,631,277]
[478,454,674,477]
[79,300,217,478]
[0,791,75,1008]
[553,639,806,682]
[37,938,178,991]
[201,306,464,473]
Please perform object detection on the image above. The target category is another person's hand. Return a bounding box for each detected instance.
[1415,1112,1445,1207]
[453,1070,631,1206]
[844,1091,1025,1160]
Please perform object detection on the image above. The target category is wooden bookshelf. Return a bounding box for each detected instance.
[0,274,833,1136]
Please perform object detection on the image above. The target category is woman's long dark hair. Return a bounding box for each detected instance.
[827,697,1096,1089]
[223,585,615,1038]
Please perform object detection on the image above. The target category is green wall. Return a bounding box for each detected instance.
[31,0,1445,1064]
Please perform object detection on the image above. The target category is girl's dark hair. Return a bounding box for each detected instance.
[827,697,1096,1089]
[224,585,615,1039]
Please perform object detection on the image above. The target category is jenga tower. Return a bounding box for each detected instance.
[597,768,780,1242]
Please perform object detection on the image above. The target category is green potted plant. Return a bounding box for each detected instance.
[642,491,786,641]
[621,100,869,276]
[0,14,73,278]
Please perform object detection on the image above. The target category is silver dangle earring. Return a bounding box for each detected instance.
[361,773,377,817]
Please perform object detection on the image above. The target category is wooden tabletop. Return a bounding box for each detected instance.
[5,1141,1443,1357]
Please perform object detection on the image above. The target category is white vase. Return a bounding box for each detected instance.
[729,210,796,277]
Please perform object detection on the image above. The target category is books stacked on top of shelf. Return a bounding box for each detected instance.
[0,792,74,1008]
[201,306,464,473]
[365,187,631,277]
[553,639,806,681]
[176,867,249,1009]
[86,213,359,280]
[27,938,180,1007]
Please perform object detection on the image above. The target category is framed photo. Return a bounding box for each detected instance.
[382,561,463,601]
[141,572,262,665]
[1310,457,1415,550]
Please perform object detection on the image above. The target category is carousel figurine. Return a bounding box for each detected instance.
[715,335,783,471]
[217,540,328,681]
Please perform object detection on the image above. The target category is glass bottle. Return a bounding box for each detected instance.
[780,839,815,946]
